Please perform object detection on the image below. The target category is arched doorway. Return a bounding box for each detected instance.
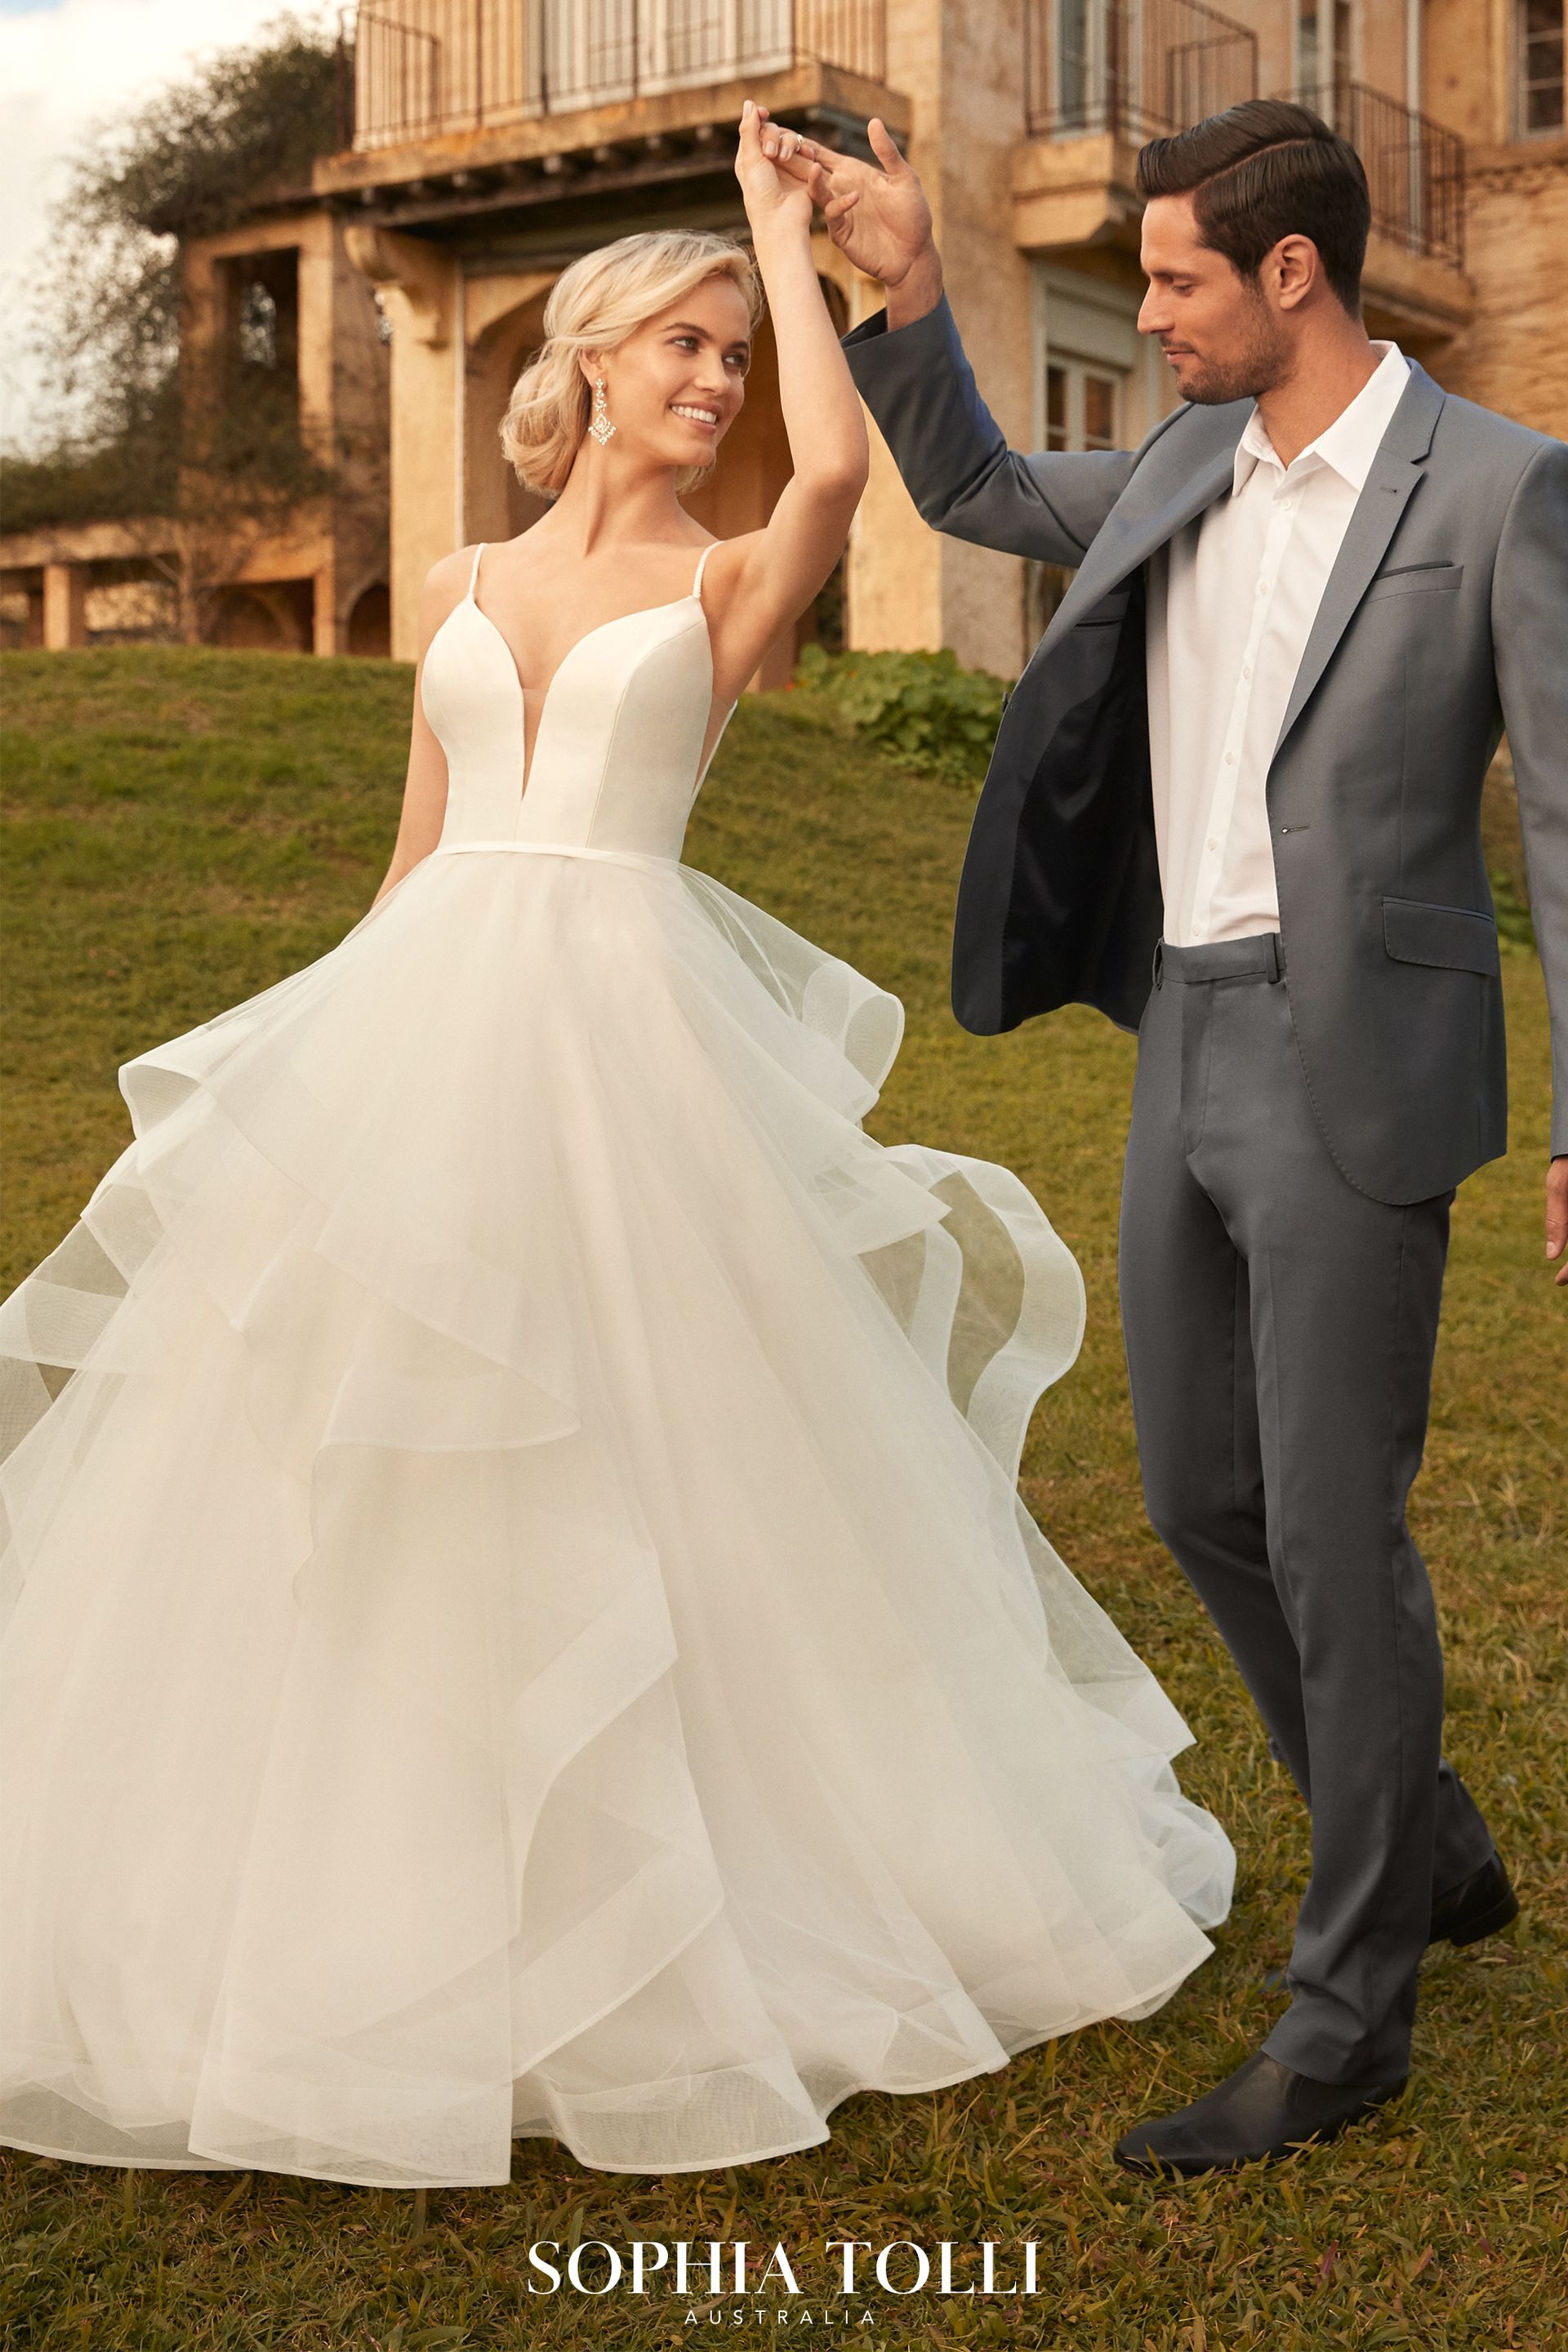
[466,292,555,549]
[346,581,391,657]
[208,580,314,651]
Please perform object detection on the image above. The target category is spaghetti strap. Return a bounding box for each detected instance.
[692,541,717,601]
[467,542,486,599]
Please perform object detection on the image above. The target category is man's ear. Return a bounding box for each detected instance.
[1272,234,1322,313]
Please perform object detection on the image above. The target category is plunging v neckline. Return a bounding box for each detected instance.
[461,542,715,800]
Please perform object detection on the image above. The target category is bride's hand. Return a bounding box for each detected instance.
[733,98,813,235]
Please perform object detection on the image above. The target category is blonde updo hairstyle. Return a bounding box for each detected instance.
[501,229,764,500]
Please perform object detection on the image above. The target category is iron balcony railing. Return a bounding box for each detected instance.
[1025,0,1257,145]
[1279,79,1465,270]
[336,1,888,151]
[1020,5,1466,274]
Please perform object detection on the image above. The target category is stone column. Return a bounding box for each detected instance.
[344,225,461,661]
[42,563,89,650]
[938,0,1036,679]
[312,559,341,656]
[829,250,945,658]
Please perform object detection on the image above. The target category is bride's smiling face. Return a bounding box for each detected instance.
[582,276,752,472]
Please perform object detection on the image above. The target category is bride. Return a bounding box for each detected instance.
[0,102,1232,2189]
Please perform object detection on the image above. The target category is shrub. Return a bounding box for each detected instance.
[1490,866,1536,950]
[791,643,1009,788]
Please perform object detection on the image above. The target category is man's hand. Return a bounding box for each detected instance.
[1548,1156,1568,1288]
[755,110,942,323]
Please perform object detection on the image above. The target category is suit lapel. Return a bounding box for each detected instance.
[1019,361,1447,731]
[1036,403,1250,653]
[1271,361,1446,758]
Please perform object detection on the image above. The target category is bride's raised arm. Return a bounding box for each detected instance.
[705,100,870,702]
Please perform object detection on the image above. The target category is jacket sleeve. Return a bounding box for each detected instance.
[842,292,1147,564]
[1493,434,1568,1158]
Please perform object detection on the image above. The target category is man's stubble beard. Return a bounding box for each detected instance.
[1178,285,1290,407]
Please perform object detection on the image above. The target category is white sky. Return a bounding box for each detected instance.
[0,0,333,443]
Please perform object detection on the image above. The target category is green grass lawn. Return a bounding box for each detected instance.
[2,648,1565,2352]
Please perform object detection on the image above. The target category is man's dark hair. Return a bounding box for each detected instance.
[1135,99,1370,315]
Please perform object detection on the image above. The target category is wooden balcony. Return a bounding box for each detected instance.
[317,1,905,227]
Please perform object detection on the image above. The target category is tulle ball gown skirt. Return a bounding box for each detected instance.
[0,840,1234,2188]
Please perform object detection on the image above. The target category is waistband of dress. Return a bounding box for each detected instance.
[1153,932,1284,987]
[430,839,679,874]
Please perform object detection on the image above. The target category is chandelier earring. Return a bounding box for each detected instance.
[589,373,616,447]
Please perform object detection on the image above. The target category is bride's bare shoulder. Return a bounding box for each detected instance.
[415,546,482,644]
[425,545,481,595]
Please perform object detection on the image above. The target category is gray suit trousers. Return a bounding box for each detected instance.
[1118,933,1497,2082]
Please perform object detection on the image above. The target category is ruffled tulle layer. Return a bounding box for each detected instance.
[0,848,1233,2185]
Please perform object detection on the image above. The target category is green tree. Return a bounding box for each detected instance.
[4,12,344,632]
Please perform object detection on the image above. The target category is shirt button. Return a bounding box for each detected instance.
[1242,665,1252,679]
[1257,581,1269,597]
[1207,839,1218,851]
[1224,753,1236,765]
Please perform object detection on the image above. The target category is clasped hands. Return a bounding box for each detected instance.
[749,107,943,325]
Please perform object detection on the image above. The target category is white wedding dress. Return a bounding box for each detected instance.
[0,540,1233,2189]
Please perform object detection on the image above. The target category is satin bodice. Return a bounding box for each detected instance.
[421,541,734,866]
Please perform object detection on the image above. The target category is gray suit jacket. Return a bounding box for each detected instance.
[843,296,1568,1205]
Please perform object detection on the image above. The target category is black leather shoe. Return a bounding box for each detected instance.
[1428,1852,1518,1948]
[1112,2051,1406,2177]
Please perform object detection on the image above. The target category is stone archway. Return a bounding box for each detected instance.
[465,284,555,550]
[346,581,391,656]
[209,580,314,651]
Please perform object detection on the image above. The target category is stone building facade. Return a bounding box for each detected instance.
[5,0,1564,675]
[4,203,393,657]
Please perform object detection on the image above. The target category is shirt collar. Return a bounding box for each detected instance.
[1232,341,1411,497]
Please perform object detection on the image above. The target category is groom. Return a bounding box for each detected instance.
[762,98,1567,2173]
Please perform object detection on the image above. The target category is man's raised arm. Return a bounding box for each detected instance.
[758,111,1139,567]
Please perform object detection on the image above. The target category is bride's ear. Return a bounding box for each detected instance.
[576,349,604,394]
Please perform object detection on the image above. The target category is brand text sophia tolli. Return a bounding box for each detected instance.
[524,2240,1047,2297]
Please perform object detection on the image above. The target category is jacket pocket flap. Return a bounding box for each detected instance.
[1383,896,1501,975]
[1365,561,1463,600]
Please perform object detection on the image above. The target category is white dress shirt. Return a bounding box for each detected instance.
[1144,341,1413,947]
